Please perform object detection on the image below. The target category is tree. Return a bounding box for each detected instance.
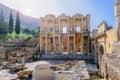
[30,30,37,35]
[37,26,40,33]
[23,28,31,34]
[15,11,20,34]
[0,9,8,34]
[9,10,13,34]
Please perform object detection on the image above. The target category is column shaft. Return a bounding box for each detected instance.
[81,35,84,53]
[67,35,69,53]
[40,34,42,51]
[53,36,55,53]
[46,35,48,54]
[74,35,76,53]
[59,35,60,53]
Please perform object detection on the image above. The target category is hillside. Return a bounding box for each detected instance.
[0,3,40,30]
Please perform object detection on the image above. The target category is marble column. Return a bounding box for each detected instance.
[81,35,84,53]
[88,36,89,53]
[67,35,70,53]
[45,35,48,54]
[74,35,76,53]
[73,17,76,54]
[53,36,55,53]
[40,34,42,52]
[45,19,48,54]
[59,35,60,53]
[53,19,55,53]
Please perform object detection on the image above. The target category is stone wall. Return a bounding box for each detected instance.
[26,37,39,47]
[0,47,6,59]
[112,41,120,54]
[101,41,120,80]
[0,37,40,62]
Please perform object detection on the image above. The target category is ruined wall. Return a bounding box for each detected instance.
[26,37,39,47]
[0,47,6,59]
[101,41,120,80]
[106,29,118,53]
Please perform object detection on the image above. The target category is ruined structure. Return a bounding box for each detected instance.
[100,42,120,80]
[32,64,57,80]
[91,0,120,79]
[91,22,117,64]
[115,0,120,40]
[40,13,90,54]
[0,37,40,63]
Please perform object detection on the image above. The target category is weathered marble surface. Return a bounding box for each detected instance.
[32,64,57,80]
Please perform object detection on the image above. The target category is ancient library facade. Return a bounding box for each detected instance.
[40,13,90,54]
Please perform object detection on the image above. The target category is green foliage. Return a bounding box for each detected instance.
[23,28,31,34]
[30,30,37,35]
[7,32,33,39]
[33,34,39,38]
[23,27,38,35]
[20,26,25,32]
[0,9,8,34]
[0,34,7,39]
[0,9,39,40]
[15,11,20,34]
[8,10,13,34]
[36,26,40,33]
[25,36,32,41]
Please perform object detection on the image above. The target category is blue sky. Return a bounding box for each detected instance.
[0,0,116,31]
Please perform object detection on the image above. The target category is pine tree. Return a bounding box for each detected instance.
[9,10,13,34]
[15,11,20,34]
